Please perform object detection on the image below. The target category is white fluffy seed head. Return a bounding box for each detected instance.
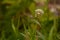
[35,9,44,17]
[35,9,44,14]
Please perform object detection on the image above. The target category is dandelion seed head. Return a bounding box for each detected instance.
[35,9,44,17]
[35,9,44,14]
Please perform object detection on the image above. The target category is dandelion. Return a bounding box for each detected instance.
[35,9,44,17]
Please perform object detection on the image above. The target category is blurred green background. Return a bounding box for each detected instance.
[0,0,60,40]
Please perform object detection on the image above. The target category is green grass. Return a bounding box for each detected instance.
[0,0,60,40]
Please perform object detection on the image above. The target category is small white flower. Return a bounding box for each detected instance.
[35,9,44,17]
[35,9,44,14]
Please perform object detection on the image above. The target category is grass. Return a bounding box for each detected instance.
[0,0,60,40]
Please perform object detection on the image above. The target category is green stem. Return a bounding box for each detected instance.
[48,14,57,40]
